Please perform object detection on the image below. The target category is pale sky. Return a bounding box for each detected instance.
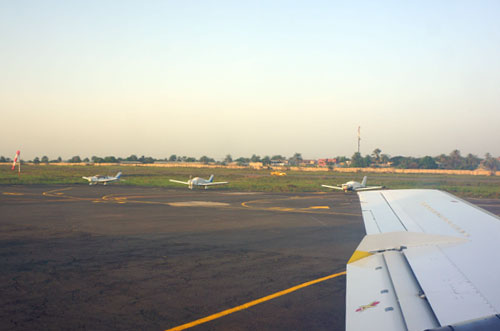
[1,1,499,160]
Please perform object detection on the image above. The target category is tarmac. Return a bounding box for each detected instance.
[1,185,499,331]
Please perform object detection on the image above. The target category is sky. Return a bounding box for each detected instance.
[1,1,499,161]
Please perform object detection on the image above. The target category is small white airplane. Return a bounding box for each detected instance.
[169,175,228,190]
[321,176,384,192]
[82,172,122,185]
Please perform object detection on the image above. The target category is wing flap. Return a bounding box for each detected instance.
[346,253,406,331]
[351,189,500,329]
[347,250,440,331]
[404,245,497,326]
[383,250,439,330]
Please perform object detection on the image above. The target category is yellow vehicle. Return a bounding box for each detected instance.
[270,171,287,176]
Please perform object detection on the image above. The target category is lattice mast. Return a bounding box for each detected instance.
[357,126,361,154]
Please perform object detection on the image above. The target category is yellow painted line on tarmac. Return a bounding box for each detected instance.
[307,206,330,210]
[164,270,347,331]
[241,201,357,216]
[42,187,73,197]
[102,193,178,201]
[41,187,99,203]
[269,207,295,212]
[2,192,25,196]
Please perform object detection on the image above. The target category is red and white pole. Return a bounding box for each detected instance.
[11,150,20,173]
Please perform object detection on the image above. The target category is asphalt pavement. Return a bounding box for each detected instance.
[3,185,499,331]
[0,185,364,331]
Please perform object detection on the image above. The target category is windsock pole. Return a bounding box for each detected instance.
[11,150,20,175]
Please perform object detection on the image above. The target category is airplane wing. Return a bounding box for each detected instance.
[101,178,118,183]
[202,181,228,186]
[354,186,384,191]
[346,189,500,330]
[321,184,344,190]
[169,179,190,185]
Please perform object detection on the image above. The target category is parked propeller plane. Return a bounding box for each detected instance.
[82,172,122,185]
[322,176,384,192]
[169,175,228,190]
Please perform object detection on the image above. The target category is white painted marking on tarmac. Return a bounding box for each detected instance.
[168,201,230,207]
[309,215,327,226]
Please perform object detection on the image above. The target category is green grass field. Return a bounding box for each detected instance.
[1,164,500,198]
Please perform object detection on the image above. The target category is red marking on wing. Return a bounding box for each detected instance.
[355,301,380,312]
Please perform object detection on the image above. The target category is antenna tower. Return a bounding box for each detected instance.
[357,126,361,154]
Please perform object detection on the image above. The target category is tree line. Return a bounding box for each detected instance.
[350,149,499,171]
[1,149,498,171]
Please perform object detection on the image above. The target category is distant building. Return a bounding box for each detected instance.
[270,160,287,166]
[249,162,263,169]
[120,161,143,165]
[317,158,337,167]
[299,159,317,166]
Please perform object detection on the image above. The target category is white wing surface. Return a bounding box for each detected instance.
[321,184,344,190]
[202,181,228,186]
[355,186,384,191]
[169,179,189,185]
[347,189,500,331]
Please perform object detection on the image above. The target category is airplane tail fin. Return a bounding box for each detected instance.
[361,176,367,186]
[116,172,122,179]
[208,175,214,182]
